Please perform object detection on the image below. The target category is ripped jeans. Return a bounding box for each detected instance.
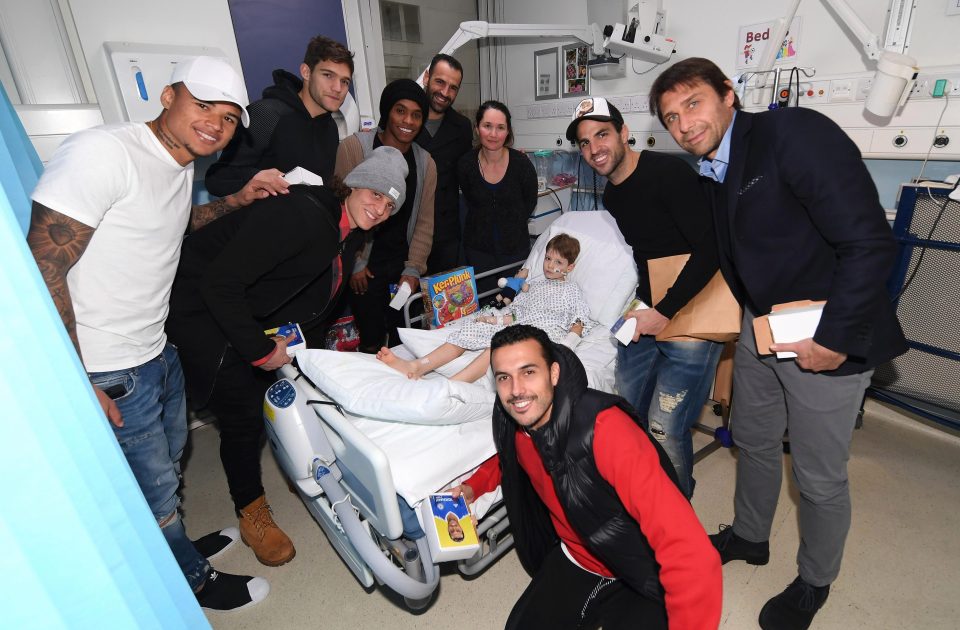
[616,337,723,497]
[89,343,210,591]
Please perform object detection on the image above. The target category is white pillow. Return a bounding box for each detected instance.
[397,325,486,379]
[523,211,638,327]
[294,349,494,425]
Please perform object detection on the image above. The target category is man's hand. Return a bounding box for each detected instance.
[246,168,290,198]
[351,268,374,294]
[770,338,847,372]
[258,335,295,371]
[627,308,670,341]
[230,168,290,207]
[450,483,477,528]
[399,274,419,294]
[570,320,584,337]
[450,483,476,504]
[94,385,123,427]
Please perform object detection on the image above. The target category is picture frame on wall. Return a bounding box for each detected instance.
[561,43,589,97]
[534,47,559,101]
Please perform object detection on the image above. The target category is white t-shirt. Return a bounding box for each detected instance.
[32,123,194,372]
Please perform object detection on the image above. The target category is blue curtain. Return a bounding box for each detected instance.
[0,84,208,628]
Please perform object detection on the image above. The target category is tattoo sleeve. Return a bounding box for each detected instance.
[190,196,236,231]
[26,202,94,359]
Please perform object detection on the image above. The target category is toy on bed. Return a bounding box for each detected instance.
[262,210,639,611]
[492,270,529,307]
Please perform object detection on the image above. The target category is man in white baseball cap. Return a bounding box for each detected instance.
[27,55,275,611]
[171,55,251,128]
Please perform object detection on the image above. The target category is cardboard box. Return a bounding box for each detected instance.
[282,166,323,186]
[753,300,826,358]
[419,266,479,329]
[419,493,480,562]
[263,322,305,356]
[610,298,649,345]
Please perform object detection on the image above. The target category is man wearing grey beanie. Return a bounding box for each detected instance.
[344,145,408,211]
[167,146,404,569]
[336,78,437,353]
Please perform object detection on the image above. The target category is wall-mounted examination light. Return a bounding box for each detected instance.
[759,0,918,118]
[868,50,918,117]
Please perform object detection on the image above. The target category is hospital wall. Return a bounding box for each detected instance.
[66,0,243,126]
[501,0,960,210]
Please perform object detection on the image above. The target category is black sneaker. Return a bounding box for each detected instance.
[192,527,240,561]
[196,570,270,612]
[709,524,770,565]
[759,576,830,630]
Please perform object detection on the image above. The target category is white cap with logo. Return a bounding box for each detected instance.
[565,96,625,142]
[170,56,250,127]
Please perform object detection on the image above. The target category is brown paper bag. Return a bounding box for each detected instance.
[648,254,741,342]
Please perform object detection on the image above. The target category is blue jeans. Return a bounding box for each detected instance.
[89,343,210,591]
[616,337,723,497]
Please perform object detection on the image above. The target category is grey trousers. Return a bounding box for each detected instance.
[731,310,872,587]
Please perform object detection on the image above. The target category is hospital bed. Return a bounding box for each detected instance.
[262,211,638,608]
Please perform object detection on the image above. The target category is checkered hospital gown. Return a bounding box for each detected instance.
[448,278,595,350]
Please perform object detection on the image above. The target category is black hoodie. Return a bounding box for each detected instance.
[205,69,340,197]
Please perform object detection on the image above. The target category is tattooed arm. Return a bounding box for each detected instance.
[191,195,241,232]
[27,201,123,427]
[190,168,291,231]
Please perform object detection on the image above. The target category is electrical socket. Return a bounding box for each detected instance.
[856,77,873,101]
[830,79,854,103]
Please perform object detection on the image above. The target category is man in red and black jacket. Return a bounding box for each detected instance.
[457,325,721,629]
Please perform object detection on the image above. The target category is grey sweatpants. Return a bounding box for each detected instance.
[731,310,872,586]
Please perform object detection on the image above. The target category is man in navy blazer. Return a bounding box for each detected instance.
[650,58,907,630]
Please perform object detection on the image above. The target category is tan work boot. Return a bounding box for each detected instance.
[238,495,296,566]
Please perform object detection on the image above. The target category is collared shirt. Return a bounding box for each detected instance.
[698,111,737,183]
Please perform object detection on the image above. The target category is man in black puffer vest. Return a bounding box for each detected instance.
[457,325,721,629]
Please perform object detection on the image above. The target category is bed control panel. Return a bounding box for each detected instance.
[266,379,296,409]
[264,376,337,495]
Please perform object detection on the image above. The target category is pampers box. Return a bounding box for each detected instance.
[419,493,480,562]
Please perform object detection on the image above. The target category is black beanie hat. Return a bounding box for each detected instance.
[378,78,430,130]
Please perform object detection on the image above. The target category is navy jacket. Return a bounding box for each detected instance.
[709,108,907,374]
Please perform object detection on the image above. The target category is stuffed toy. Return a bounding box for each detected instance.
[494,271,529,306]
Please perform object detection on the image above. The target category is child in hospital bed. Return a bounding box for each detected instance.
[378,233,595,382]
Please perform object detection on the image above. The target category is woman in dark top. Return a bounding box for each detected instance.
[457,101,538,292]
[167,146,407,569]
